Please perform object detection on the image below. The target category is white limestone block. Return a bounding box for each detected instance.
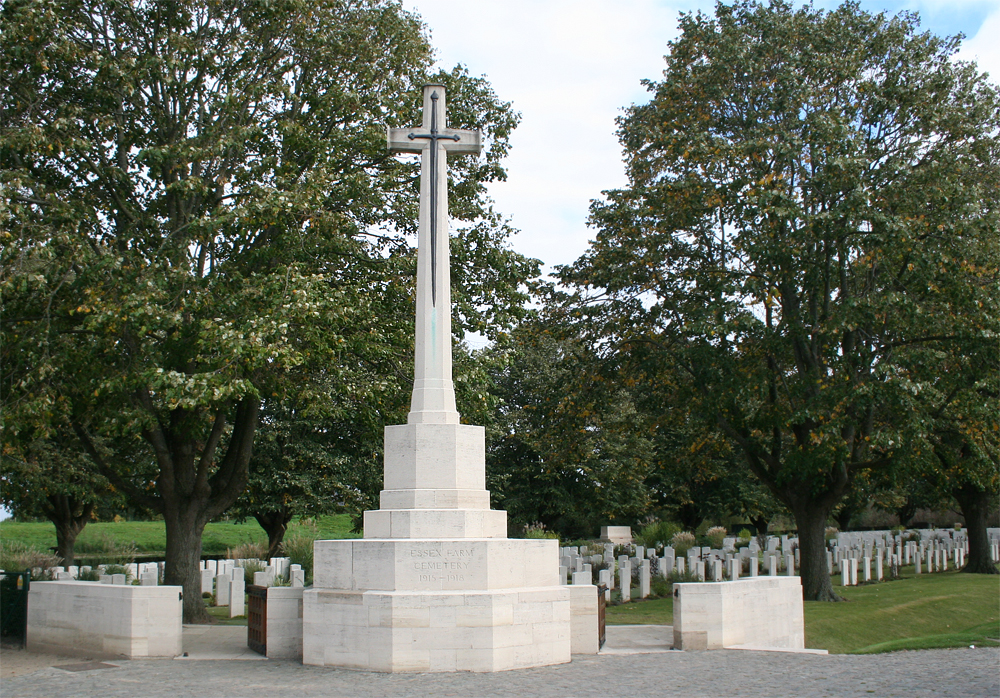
[673,576,805,651]
[27,581,182,659]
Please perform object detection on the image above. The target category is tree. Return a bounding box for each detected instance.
[1,0,527,620]
[0,428,124,566]
[564,1,1000,600]
[485,315,653,538]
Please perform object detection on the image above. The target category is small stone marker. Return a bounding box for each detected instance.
[749,557,758,577]
[112,574,126,585]
[639,560,650,598]
[141,571,157,586]
[785,553,794,576]
[99,575,112,584]
[863,556,871,583]
[768,555,777,576]
[572,570,592,585]
[876,555,883,581]
[712,559,723,582]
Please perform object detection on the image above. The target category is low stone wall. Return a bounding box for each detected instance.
[266,586,304,659]
[673,576,804,651]
[27,581,182,659]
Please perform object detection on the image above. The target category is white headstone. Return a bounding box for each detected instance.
[618,556,631,602]
[216,573,231,603]
[229,576,245,618]
[201,568,215,594]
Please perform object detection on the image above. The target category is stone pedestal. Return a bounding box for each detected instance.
[303,422,576,672]
[304,539,571,672]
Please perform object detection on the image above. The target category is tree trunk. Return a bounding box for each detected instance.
[834,506,853,532]
[791,501,843,602]
[896,497,918,529]
[44,496,95,568]
[75,395,260,623]
[677,503,702,533]
[163,506,211,622]
[954,483,999,575]
[254,509,293,559]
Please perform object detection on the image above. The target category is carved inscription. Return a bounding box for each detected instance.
[411,547,475,583]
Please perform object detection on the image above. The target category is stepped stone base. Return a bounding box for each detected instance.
[304,538,573,672]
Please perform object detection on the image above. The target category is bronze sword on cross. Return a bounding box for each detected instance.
[388,86,481,307]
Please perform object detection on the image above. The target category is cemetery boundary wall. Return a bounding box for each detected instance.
[26,581,183,659]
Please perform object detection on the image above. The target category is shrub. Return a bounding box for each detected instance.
[0,540,61,578]
[670,531,697,556]
[102,563,132,581]
[636,521,681,548]
[78,533,138,567]
[241,559,266,585]
[282,532,316,580]
[705,526,727,549]
[227,540,269,561]
[523,523,559,540]
[76,567,101,581]
[825,526,839,542]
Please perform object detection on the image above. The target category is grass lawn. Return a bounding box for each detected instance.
[205,605,247,626]
[605,569,1000,654]
[0,514,360,558]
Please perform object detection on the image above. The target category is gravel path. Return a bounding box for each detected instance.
[2,647,996,698]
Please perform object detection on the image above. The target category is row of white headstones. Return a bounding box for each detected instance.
[559,528,1000,598]
[39,556,305,619]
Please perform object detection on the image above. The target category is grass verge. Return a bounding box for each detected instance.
[604,570,1000,654]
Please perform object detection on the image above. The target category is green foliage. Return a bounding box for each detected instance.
[562,0,1000,601]
[485,315,653,538]
[240,559,267,585]
[635,520,681,548]
[281,529,317,581]
[705,526,728,549]
[75,568,101,581]
[523,523,560,540]
[102,564,132,581]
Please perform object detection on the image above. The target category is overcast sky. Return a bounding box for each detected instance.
[403,0,1000,276]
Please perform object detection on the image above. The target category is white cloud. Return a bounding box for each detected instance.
[958,6,1000,83]
[405,0,695,273]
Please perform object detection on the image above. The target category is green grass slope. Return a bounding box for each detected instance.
[0,514,360,558]
[605,570,1000,654]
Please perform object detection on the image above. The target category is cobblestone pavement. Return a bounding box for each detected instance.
[2,647,996,698]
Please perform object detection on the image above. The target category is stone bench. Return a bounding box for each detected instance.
[27,581,183,659]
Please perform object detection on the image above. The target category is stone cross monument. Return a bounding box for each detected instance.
[387,86,478,424]
[302,85,588,673]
